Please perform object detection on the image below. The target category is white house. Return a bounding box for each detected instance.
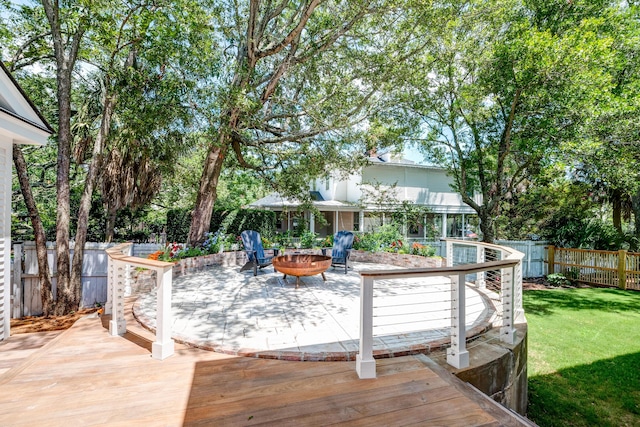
[250,152,480,239]
[0,62,52,341]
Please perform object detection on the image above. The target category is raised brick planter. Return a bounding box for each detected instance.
[132,249,443,293]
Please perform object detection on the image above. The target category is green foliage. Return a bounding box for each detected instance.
[353,224,403,252]
[299,231,318,249]
[546,273,572,287]
[543,215,627,250]
[166,207,275,243]
[410,242,436,257]
[166,209,191,243]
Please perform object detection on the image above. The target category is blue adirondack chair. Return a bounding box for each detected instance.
[240,230,277,276]
[322,231,354,274]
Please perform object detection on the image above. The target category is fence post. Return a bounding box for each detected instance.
[618,249,627,290]
[356,276,376,379]
[447,273,469,369]
[547,245,555,275]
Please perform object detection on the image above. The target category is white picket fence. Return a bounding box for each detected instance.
[9,240,547,318]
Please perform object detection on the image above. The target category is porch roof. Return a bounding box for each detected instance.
[0,61,53,145]
[249,192,477,215]
[249,192,357,211]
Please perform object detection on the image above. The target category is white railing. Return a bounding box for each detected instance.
[356,239,525,379]
[105,243,175,360]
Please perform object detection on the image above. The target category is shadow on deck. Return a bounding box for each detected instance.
[0,311,534,426]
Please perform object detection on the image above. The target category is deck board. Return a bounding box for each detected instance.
[0,311,532,426]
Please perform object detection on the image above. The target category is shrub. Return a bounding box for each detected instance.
[166,208,276,243]
[300,231,318,248]
[546,273,571,287]
[411,242,436,257]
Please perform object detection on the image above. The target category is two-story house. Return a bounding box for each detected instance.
[249,152,480,240]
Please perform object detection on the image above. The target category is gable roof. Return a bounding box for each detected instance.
[0,61,53,145]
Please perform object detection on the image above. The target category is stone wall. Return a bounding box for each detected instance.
[132,249,443,293]
[430,324,529,416]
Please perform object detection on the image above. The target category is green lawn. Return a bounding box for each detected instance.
[524,288,640,427]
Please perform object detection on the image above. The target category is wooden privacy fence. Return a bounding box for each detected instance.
[547,245,640,291]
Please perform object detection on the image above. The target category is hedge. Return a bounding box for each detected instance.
[166,208,276,243]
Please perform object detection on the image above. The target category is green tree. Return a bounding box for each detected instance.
[3,0,211,313]
[187,0,403,246]
[401,0,615,243]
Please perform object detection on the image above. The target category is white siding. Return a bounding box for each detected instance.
[0,138,11,340]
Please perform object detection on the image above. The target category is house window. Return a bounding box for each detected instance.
[275,211,283,230]
[353,212,360,231]
[325,178,330,191]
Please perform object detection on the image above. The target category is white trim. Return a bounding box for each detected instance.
[0,139,11,341]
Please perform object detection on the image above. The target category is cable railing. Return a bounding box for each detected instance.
[105,243,175,360]
[356,239,525,379]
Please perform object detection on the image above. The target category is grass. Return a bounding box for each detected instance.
[523,287,640,427]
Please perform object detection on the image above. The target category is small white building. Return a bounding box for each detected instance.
[250,153,480,239]
[0,62,52,341]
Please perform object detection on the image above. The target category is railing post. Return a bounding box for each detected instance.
[445,240,453,267]
[105,255,113,316]
[500,266,517,344]
[109,259,127,336]
[475,246,485,289]
[12,243,23,318]
[547,245,555,275]
[618,249,627,290]
[447,273,469,369]
[357,276,376,379]
[152,266,175,360]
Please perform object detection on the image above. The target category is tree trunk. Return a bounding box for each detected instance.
[53,72,74,315]
[42,0,85,315]
[13,146,55,316]
[632,191,640,239]
[478,209,496,244]
[105,205,118,243]
[612,190,622,234]
[188,140,229,246]
[70,96,115,302]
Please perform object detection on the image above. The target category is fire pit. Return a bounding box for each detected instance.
[272,254,332,288]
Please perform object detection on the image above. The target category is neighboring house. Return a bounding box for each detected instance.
[0,61,52,341]
[249,152,480,239]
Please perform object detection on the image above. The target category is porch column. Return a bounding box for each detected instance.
[441,213,448,238]
[309,212,315,234]
[334,211,339,233]
[359,211,364,232]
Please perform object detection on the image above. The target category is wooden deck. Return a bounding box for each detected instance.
[0,310,533,426]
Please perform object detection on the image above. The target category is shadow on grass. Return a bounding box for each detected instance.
[523,287,640,316]
[528,352,640,427]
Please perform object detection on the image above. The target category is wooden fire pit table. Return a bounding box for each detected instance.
[272,254,332,288]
